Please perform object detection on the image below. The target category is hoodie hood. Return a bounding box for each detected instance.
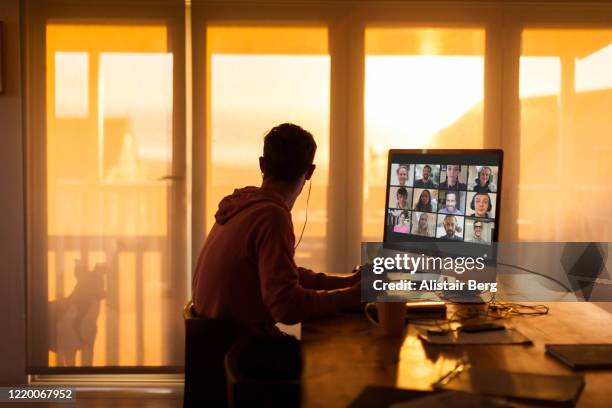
[214,186,288,225]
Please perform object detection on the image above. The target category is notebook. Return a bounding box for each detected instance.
[434,367,585,405]
[390,391,516,408]
[418,328,532,345]
[546,344,612,369]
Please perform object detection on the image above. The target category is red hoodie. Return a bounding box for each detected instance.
[192,186,356,334]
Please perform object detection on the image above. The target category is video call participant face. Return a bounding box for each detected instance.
[443,215,457,238]
[446,165,460,186]
[397,165,408,186]
[478,167,492,187]
[422,165,432,182]
[418,213,428,230]
[396,188,408,209]
[473,221,483,240]
[419,190,430,206]
[445,192,457,212]
[399,212,406,225]
[473,193,491,217]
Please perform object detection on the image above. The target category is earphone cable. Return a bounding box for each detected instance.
[295,180,311,250]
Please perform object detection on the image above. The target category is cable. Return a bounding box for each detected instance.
[487,301,549,318]
[497,262,572,292]
[411,301,549,333]
[294,180,311,250]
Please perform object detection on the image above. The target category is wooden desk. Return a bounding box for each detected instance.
[301,303,612,408]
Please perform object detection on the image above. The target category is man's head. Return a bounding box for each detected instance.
[422,165,432,181]
[445,192,457,212]
[397,165,408,185]
[446,165,460,185]
[260,123,316,183]
[443,215,457,238]
[397,187,408,208]
[473,220,483,239]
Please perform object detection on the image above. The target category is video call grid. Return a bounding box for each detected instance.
[386,163,498,244]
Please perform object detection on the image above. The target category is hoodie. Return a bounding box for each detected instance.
[192,186,356,334]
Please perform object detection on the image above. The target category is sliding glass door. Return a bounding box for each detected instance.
[28,12,186,372]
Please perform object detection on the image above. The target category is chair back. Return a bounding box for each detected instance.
[183,300,239,408]
[224,334,303,407]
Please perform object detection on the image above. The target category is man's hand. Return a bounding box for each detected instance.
[341,281,363,313]
[346,265,362,286]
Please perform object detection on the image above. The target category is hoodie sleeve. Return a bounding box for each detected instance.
[298,267,359,290]
[254,206,354,324]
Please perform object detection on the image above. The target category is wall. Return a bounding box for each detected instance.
[0,0,26,385]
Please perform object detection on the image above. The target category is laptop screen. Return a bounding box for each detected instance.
[383,149,503,260]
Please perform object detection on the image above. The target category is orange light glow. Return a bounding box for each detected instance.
[363,27,486,240]
[45,24,176,367]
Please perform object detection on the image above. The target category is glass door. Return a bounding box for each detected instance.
[28,22,186,371]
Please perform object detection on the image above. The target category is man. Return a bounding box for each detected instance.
[438,191,463,215]
[438,215,462,240]
[439,165,466,190]
[396,165,409,186]
[414,165,436,188]
[192,123,360,334]
[467,220,485,243]
[396,187,409,209]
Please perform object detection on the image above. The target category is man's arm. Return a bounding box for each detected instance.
[298,267,360,290]
[254,208,360,325]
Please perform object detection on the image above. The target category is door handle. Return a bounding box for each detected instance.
[158,175,185,181]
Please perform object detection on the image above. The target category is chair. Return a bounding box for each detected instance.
[183,300,239,408]
[224,334,302,407]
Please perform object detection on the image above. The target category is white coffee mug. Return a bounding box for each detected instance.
[365,301,406,336]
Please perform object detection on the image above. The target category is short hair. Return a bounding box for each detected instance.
[397,187,408,198]
[263,123,317,182]
[397,165,409,174]
[444,215,457,224]
[423,165,432,172]
[445,191,457,200]
[447,164,461,172]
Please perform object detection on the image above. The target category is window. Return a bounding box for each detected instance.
[519,29,612,241]
[32,23,185,369]
[206,26,330,272]
[363,27,485,240]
